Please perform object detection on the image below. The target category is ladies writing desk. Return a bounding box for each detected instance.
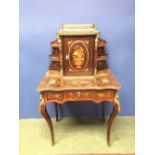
[37,24,121,146]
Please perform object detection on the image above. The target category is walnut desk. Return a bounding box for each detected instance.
[37,24,121,146]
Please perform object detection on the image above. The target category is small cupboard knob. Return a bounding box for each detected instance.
[65,55,69,60]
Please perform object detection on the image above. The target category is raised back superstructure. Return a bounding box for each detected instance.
[49,24,108,79]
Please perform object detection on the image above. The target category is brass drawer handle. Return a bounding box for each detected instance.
[77,91,81,97]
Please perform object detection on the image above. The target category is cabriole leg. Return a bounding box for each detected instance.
[39,95,55,145]
[107,93,121,146]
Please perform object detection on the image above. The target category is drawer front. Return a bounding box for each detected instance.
[94,90,115,101]
[43,90,115,103]
[46,92,64,101]
[65,90,93,101]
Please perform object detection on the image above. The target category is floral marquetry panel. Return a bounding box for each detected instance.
[69,41,89,71]
[62,36,95,75]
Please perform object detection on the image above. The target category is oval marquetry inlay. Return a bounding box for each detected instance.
[68,40,89,71]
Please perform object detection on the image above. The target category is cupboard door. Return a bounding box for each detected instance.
[62,35,95,76]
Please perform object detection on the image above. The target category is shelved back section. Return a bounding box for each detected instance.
[49,24,108,76]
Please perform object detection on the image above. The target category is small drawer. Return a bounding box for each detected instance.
[46,92,64,101]
[65,90,93,100]
[94,90,115,101]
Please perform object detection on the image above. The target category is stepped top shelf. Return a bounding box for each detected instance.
[57,24,99,36]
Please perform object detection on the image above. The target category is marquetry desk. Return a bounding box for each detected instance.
[37,24,121,146]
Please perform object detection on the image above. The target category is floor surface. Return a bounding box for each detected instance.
[19,117,135,155]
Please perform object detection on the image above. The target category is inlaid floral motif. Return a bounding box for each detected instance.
[72,45,85,69]
[69,40,89,71]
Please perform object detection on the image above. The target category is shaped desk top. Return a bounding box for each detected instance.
[37,69,121,92]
